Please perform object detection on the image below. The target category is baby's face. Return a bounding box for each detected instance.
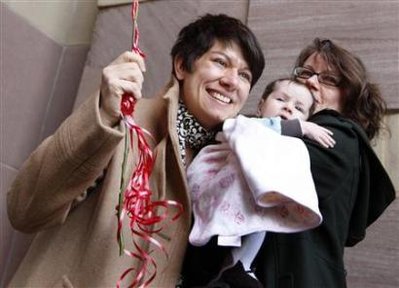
[258,80,313,120]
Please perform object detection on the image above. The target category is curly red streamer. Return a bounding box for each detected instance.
[117,113,183,288]
[115,1,183,287]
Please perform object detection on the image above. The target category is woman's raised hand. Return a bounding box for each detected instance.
[100,51,146,126]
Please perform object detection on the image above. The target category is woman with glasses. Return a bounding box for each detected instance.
[250,38,395,287]
[179,38,395,288]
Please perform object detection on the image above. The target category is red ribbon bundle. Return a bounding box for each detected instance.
[116,1,183,287]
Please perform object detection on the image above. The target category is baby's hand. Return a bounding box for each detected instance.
[300,120,336,148]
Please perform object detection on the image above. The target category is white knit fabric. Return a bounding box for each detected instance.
[188,115,322,247]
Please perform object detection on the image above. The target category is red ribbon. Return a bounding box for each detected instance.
[117,102,183,288]
[131,0,145,58]
[115,1,183,287]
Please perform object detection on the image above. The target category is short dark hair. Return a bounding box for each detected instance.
[294,38,387,139]
[261,77,316,116]
[171,14,265,88]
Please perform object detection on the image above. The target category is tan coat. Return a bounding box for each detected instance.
[7,78,192,287]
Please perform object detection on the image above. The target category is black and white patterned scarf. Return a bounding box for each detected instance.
[176,99,216,165]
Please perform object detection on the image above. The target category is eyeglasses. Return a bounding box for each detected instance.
[293,67,341,87]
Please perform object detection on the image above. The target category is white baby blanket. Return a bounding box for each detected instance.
[187,115,322,247]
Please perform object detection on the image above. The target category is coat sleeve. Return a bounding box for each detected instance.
[281,119,302,138]
[7,92,125,233]
[303,111,363,246]
[345,121,396,246]
[305,110,395,247]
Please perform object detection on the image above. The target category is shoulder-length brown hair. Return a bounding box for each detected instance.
[294,38,387,139]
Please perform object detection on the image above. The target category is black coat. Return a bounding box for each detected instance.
[181,110,395,288]
[254,110,396,288]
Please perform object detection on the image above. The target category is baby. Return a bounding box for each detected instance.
[187,78,334,278]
